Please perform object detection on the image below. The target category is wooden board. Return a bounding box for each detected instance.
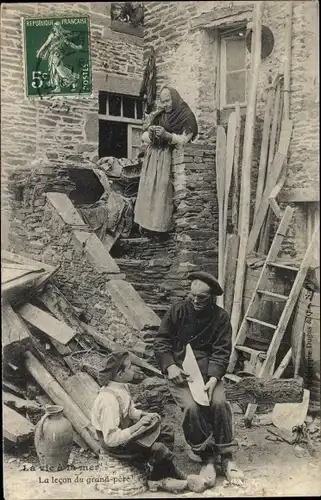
[223,234,240,317]
[182,344,209,406]
[1,250,54,272]
[2,300,31,351]
[17,303,76,345]
[3,392,42,413]
[3,405,34,443]
[223,112,237,247]
[1,267,42,285]
[215,125,226,308]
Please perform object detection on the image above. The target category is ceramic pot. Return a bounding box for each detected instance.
[35,405,73,471]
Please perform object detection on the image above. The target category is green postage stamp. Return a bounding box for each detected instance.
[23,16,92,98]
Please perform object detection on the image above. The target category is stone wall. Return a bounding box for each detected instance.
[144,0,319,256]
[1,2,143,249]
[114,143,218,310]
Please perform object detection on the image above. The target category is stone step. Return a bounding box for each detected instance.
[106,279,161,331]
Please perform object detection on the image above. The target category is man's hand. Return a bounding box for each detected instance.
[204,377,218,402]
[167,364,190,386]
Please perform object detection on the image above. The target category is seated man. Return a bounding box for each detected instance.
[154,271,244,487]
[91,351,186,482]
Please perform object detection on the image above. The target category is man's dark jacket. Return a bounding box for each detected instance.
[154,299,232,380]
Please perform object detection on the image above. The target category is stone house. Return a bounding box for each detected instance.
[1,1,319,317]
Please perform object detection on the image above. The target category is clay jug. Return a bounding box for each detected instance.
[35,405,73,471]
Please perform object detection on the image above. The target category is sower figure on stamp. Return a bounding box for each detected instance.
[91,351,187,484]
[154,271,245,487]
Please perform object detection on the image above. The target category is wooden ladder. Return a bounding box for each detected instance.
[227,205,318,425]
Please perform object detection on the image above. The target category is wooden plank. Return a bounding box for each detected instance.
[106,279,161,331]
[2,267,42,285]
[215,125,226,309]
[17,303,76,345]
[247,152,287,254]
[231,102,241,232]
[2,300,30,351]
[224,377,303,404]
[46,192,86,226]
[37,283,86,333]
[1,250,54,272]
[2,381,26,397]
[3,392,42,413]
[71,230,121,275]
[223,234,240,317]
[254,84,274,216]
[1,269,57,301]
[223,112,237,251]
[3,405,34,443]
[273,348,292,379]
[230,2,263,341]
[283,2,293,121]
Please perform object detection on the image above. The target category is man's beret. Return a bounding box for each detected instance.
[97,351,129,385]
[188,271,223,296]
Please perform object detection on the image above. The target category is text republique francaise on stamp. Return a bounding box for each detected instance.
[23,16,92,99]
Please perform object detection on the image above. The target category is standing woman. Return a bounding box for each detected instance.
[134,86,198,236]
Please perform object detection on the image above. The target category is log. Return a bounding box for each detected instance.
[3,405,34,443]
[80,321,162,377]
[230,2,262,340]
[3,392,42,413]
[17,303,76,345]
[24,351,100,455]
[224,377,303,404]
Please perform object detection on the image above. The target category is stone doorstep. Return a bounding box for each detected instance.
[106,279,161,332]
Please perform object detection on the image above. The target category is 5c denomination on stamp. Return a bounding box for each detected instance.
[23,16,92,99]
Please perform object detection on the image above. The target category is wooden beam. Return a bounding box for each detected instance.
[3,405,34,443]
[216,125,226,309]
[231,102,241,232]
[17,303,76,345]
[64,372,100,420]
[224,376,303,404]
[230,2,263,340]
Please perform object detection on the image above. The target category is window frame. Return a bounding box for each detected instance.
[98,91,143,159]
[218,27,248,110]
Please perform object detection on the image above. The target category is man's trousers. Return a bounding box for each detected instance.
[167,379,238,462]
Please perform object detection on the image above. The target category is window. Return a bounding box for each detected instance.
[98,92,143,159]
[219,27,248,109]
